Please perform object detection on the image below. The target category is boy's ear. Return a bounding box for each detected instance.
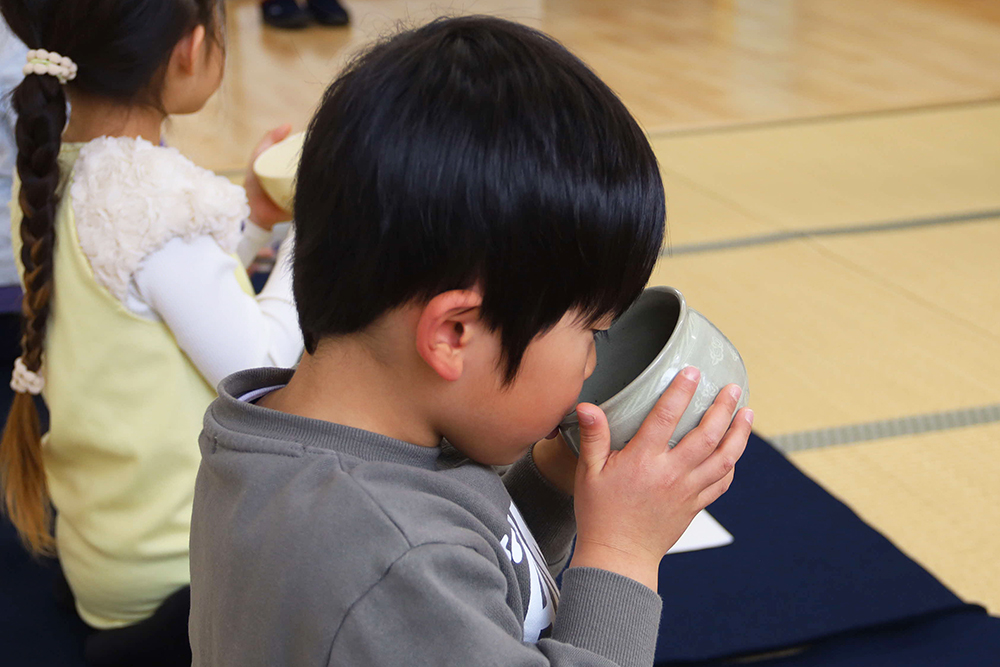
[415,290,484,382]
[171,24,207,76]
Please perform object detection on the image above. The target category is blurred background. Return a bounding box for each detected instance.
[170,0,1000,614]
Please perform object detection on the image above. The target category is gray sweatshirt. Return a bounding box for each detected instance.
[190,368,663,666]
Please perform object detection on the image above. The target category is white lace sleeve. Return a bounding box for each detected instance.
[132,232,302,388]
[71,136,248,302]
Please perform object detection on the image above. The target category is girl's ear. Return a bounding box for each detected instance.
[172,24,207,75]
[163,23,222,116]
[415,290,484,382]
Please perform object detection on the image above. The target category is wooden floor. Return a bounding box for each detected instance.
[173,0,1000,171]
[173,1,1000,613]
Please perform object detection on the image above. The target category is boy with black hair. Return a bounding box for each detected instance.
[190,16,752,667]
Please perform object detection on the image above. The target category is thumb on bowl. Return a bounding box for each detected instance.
[575,403,611,472]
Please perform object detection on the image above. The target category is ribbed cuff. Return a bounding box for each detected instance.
[503,450,576,565]
[237,219,273,267]
[552,567,662,667]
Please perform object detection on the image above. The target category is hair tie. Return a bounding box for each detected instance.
[23,49,78,85]
[10,357,44,395]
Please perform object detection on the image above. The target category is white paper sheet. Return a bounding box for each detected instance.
[665,510,734,554]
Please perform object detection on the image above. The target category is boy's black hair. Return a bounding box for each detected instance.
[294,15,665,382]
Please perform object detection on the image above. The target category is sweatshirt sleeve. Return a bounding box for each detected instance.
[503,448,577,574]
[328,543,662,667]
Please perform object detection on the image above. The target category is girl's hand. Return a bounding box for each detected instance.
[245,124,293,231]
[568,367,753,591]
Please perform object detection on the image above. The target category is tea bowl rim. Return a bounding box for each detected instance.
[560,284,690,428]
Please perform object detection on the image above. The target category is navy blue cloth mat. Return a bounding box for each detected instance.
[653,433,975,664]
[1,516,90,666]
[2,431,998,666]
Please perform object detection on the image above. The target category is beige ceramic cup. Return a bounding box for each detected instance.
[252,131,306,213]
[559,286,749,454]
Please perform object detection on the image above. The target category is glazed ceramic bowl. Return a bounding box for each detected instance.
[559,286,749,454]
[252,131,305,214]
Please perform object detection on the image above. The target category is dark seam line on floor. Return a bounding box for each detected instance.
[660,209,1000,257]
[769,403,1000,453]
[646,97,1000,140]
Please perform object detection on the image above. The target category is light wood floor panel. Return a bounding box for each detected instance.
[550,0,1000,133]
[648,241,1000,438]
[658,168,778,247]
[651,103,1000,234]
[789,423,1000,614]
[169,0,546,172]
[814,219,1000,339]
[171,0,1000,172]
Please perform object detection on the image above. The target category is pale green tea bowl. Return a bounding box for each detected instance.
[559,286,749,454]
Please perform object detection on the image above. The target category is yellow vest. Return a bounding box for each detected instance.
[12,143,253,628]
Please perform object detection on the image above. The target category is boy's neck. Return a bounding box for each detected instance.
[62,91,166,145]
[258,333,443,449]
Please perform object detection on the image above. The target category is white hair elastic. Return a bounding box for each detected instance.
[23,49,78,85]
[10,357,44,396]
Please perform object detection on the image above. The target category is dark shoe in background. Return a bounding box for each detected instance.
[307,0,350,26]
[261,0,311,29]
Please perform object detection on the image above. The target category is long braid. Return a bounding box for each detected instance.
[0,70,66,556]
[1,0,224,556]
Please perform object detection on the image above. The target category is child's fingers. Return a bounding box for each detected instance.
[629,366,701,456]
[697,468,735,508]
[250,124,293,161]
[575,403,611,475]
[670,383,743,469]
[690,407,753,491]
[268,123,293,144]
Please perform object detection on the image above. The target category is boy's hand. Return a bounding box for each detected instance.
[531,432,578,496]
[245,124,293,231]
[569,367,753,591]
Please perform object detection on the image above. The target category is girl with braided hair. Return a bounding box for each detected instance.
[0,2,303,663]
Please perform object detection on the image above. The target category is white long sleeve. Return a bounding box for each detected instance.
[129,230,302,388]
